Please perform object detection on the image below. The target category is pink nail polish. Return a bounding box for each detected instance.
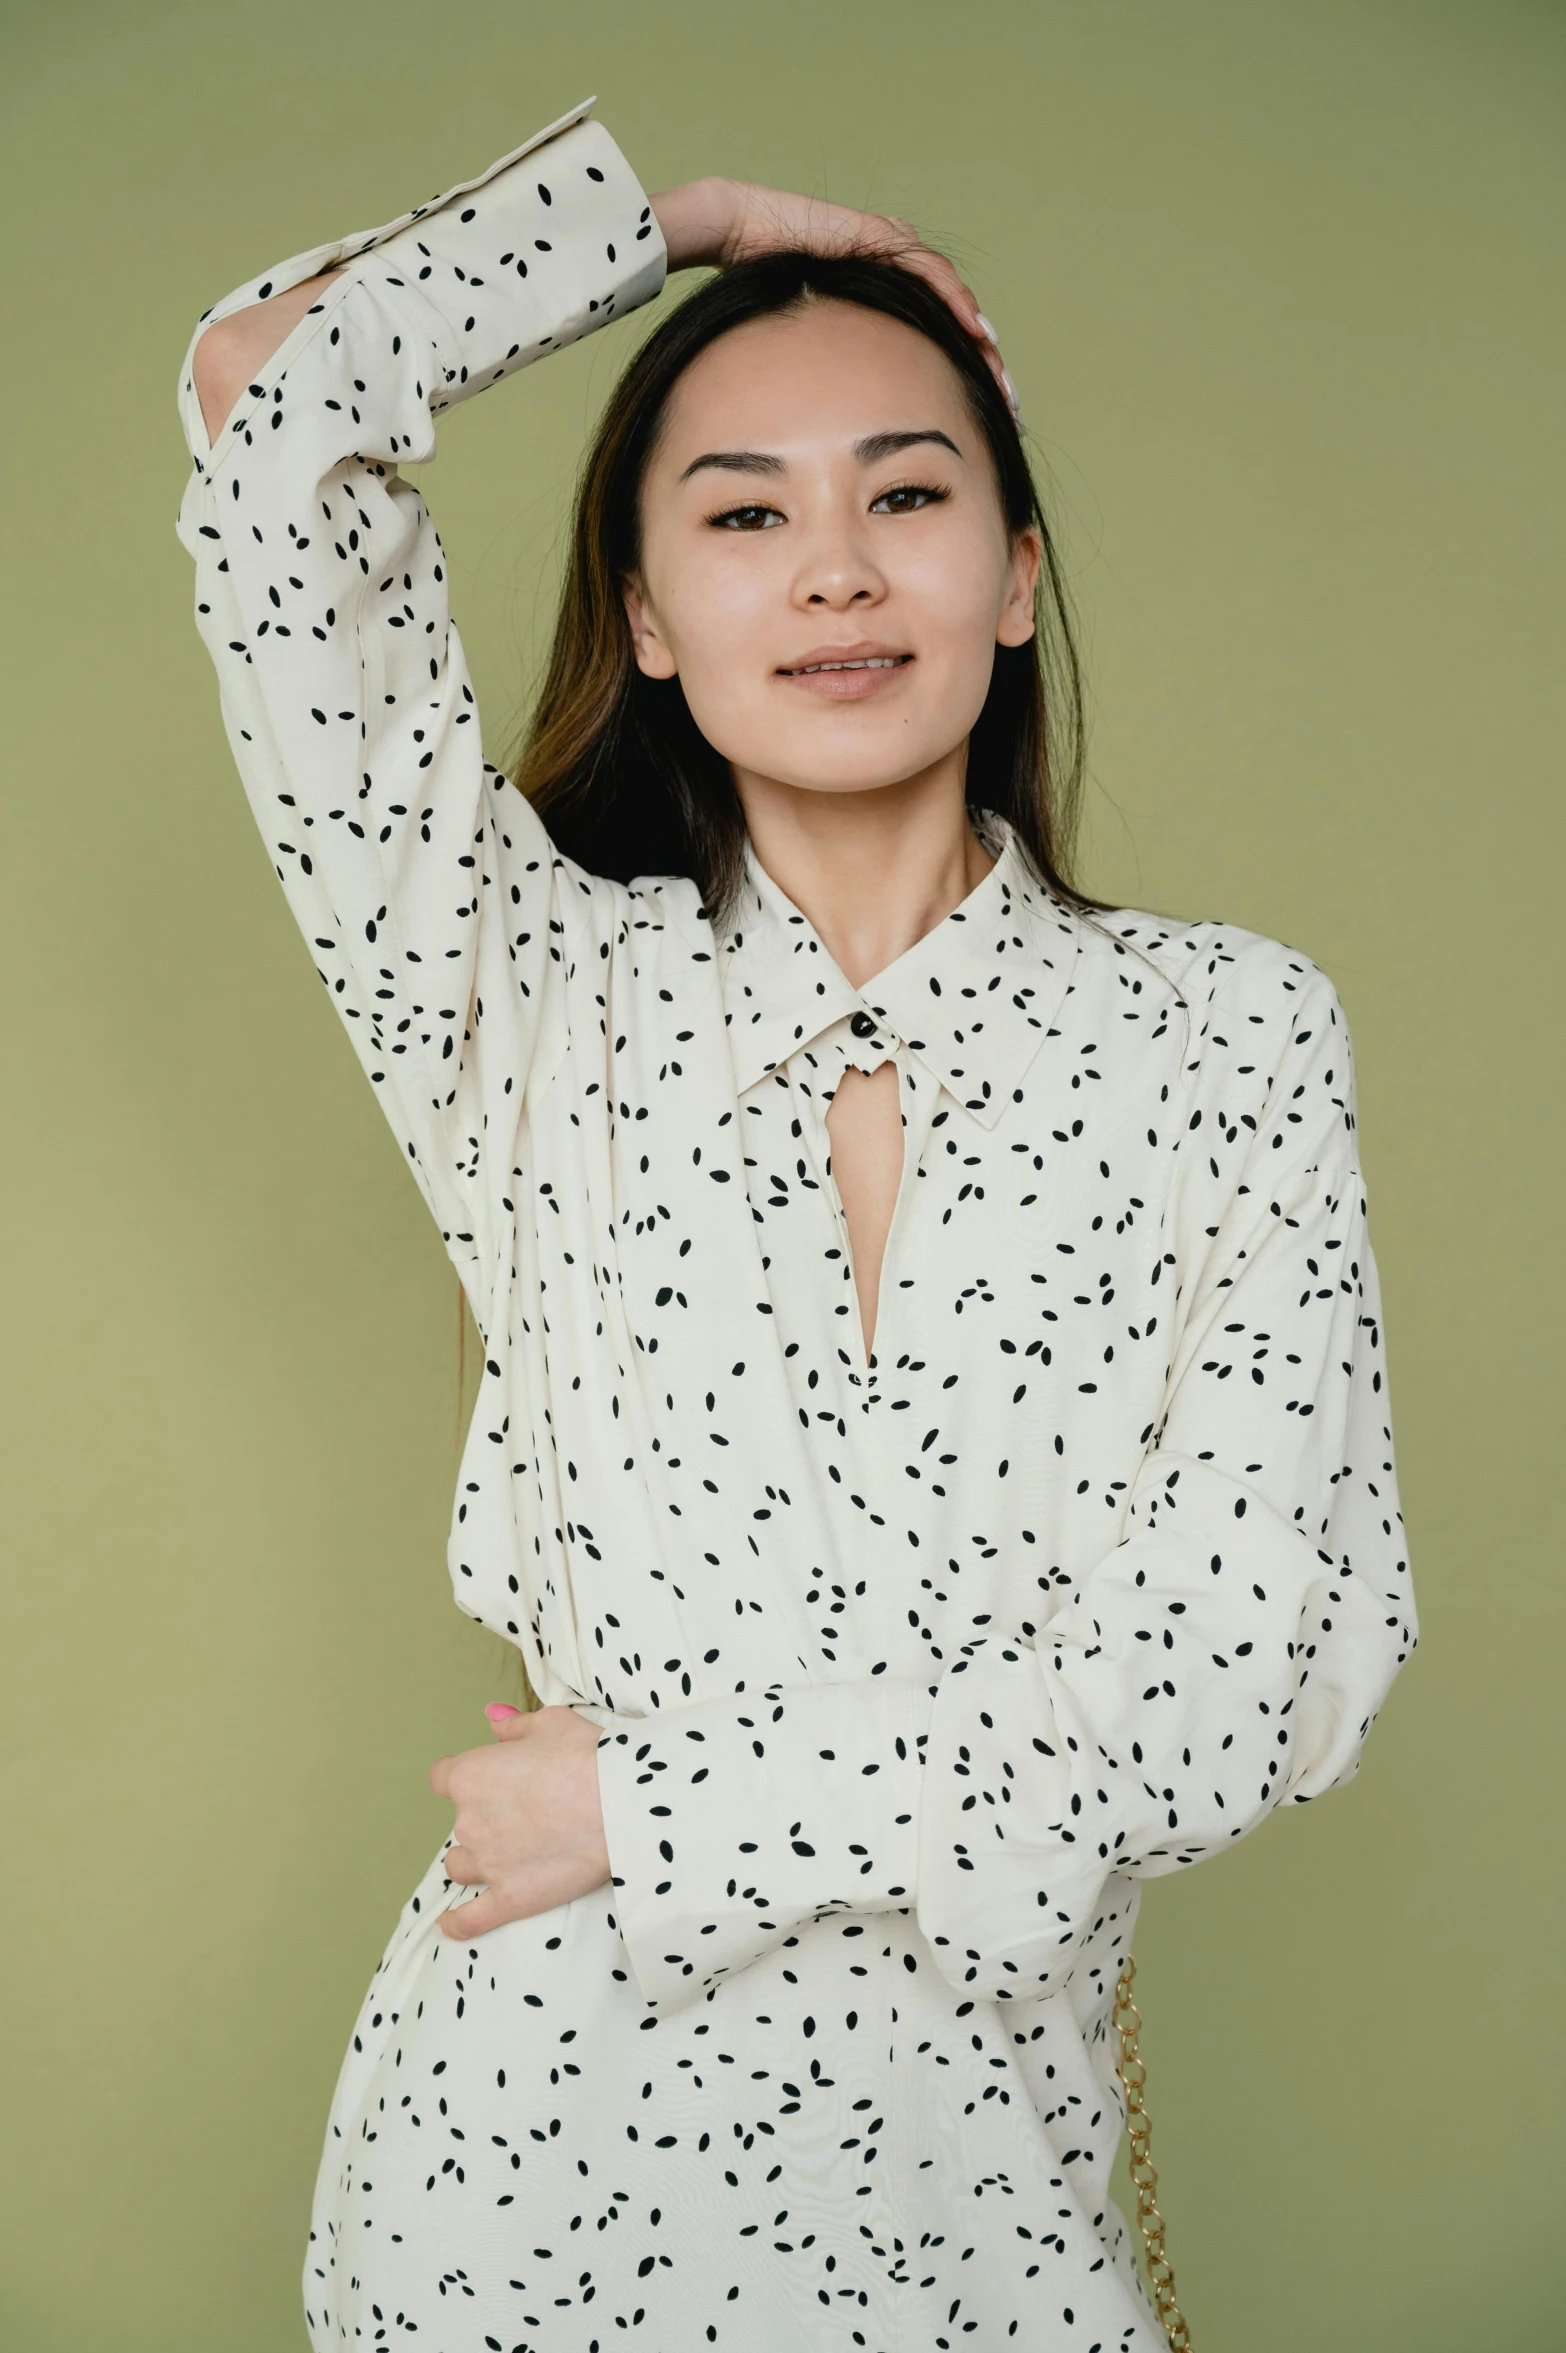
[486,1702,521,1722]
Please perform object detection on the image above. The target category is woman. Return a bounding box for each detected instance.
[177,98,1417,2352]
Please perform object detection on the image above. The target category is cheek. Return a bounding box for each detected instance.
[655,545,783,674]
[894,529,1012,665]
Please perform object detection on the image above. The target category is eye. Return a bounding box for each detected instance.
[869,481,950,515]
[707,502,786,531]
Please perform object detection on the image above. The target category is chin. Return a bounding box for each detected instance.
[732,753,959,801]
[711,714,973,802]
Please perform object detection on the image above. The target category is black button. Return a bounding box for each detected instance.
[850,1009,877,1039]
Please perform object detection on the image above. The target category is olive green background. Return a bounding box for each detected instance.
[3,0,1560,2345]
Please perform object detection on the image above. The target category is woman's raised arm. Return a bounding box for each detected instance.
[174,107,665,1300]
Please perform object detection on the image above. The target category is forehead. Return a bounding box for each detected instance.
[656,299,973,459]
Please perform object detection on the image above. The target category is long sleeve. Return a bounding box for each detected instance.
[596,1676,933,2007]
[598,959,1418,2012]
[174,104,665,1296]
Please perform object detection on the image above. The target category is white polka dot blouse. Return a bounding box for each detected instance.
[175,99,1419,2353]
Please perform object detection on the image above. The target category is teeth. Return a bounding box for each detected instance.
[793,658,904,673]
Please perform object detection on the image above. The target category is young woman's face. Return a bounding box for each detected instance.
[624,301,1041,801]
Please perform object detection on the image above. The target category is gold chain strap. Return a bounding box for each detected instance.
[1113,1951,1194,2351]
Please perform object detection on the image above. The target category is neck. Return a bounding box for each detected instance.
[732,753,996,990]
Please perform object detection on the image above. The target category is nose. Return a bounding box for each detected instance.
[792,499,888,611]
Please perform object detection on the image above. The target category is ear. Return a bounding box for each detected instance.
[996,526,1043,650]
[621,574,679,680]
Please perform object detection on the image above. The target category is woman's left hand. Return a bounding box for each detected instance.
[429,1704,610,1938]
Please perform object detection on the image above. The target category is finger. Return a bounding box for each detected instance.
[917,265,1014,406]
[442,1844,486,1887]
[440,1890,505,1940]
[431,1741,491,1797]
[487,1704,534,1742]
[880,245,1016,415]
[893,245,982,331]
[852,210,921,261]
[972,315,1013,396]
[887,245,999,355]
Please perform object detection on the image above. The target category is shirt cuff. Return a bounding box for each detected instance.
[364,111,666,417]
[596,1676,934,2011]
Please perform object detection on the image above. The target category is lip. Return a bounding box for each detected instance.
[775,641,915,702]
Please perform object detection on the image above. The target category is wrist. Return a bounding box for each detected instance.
[648,177,741,273]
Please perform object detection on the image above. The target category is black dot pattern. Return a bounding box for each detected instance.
[176,104,1418,2353]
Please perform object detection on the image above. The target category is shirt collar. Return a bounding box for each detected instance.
[717,808,1083,1127]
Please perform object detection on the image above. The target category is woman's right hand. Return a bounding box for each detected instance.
[648,179,1015,412]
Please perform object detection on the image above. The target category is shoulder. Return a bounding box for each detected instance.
[1077,899,1348,1037]
[559,857,718,973]
[1074,901,1359,1164]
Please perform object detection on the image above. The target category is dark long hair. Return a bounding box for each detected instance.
[513,250,1112,929]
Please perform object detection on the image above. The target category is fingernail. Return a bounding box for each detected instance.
[485,1703,520,1722]
[975,312,998,344]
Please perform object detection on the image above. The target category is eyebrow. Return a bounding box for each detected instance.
[677,428,962,485]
